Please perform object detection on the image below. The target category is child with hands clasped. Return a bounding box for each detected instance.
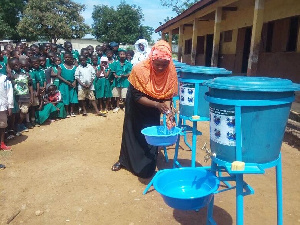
[57,52,78,117]
[75,55,104,116]
[94,56,112,114]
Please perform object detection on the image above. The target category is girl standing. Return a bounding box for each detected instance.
[57,52,78,117]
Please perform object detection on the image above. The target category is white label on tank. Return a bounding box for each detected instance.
[210,107,236,146]
[179,83,195,106]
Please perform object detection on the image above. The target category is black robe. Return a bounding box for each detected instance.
[118,84,165,178]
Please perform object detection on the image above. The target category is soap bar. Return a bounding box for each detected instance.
[192,115,200,120]
[231,161,245,171]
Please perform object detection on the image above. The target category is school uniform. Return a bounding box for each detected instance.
[94,66,112,99]
[110,60,132,98]
[58,64,78,105]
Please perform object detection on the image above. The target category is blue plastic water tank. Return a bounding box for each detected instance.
[205,76,300,164]
[179,66,232,118]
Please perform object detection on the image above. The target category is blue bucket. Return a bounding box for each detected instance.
[141,126,181,146]
[179,67,232,118]
[205,76,300,164]
[153,167,220,210]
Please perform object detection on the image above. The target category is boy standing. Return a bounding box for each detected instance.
[110,49,132,113]
[75,55,104,116]
[0,73,13,150]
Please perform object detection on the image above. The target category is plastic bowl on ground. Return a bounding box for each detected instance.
[141,126,181,146]
[153,167,219,210]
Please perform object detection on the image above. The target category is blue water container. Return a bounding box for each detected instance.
[179,67,232,119]
[205,76,300,164]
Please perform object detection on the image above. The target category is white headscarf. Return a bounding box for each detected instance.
[132,39,151,65]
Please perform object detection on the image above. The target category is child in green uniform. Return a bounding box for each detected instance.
[29,57,43,126]
[0,51,7,75]
[62,41,79,63]
[35,84,66,124]
[110,49,132,113]
[95,45,104,64]
[81,48,91,64]
[57,52,78,117]
[50,56,61,88]
[93,56,112,114]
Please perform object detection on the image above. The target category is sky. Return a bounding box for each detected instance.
[73,0,177,41]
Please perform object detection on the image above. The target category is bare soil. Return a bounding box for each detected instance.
[1,110,299,225]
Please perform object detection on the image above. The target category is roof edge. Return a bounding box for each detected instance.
[155,0,217,33]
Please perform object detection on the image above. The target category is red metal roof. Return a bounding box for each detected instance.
[155,0,217,32]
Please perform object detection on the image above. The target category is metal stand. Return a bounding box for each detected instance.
[204,93,293,225]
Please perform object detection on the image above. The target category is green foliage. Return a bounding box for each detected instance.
[92,1,153,44]
[0,0,27,40]
[17,0,90,42]
[160,0,199,15]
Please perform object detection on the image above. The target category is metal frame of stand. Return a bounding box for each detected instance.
[173,79,210,168]
[204,93,295,225]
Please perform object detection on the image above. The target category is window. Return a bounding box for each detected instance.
[223,30,233,42]
[286,16,299,52]
[184,39,192,54]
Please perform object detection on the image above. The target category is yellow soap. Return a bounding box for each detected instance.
[231,161,245,171]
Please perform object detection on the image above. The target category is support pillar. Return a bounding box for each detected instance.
[297,23,300,52]
[191,18,199,65]
[168,31,173,51]
[211,7,222,67]
[178,25,184,62]
[247,0,265,76]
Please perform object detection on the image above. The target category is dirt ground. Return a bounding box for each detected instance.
[0,109,299,225]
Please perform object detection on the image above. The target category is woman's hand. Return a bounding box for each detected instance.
[155,102,170,114]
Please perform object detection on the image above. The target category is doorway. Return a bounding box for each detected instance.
[235,27,252,73]
[205,34,214,67]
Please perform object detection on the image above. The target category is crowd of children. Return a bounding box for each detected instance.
[0,40,137,150]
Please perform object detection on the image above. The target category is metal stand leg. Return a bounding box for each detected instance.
[236,174,244,225]
[191,121,197,167]
[163,147,169,162]
[276,154,283,225]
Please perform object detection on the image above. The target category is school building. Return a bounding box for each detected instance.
[156,0,300,83]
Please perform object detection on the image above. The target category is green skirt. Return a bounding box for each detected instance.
[35,102,66,124]
[94,77,112,98]
[59,82,78,105]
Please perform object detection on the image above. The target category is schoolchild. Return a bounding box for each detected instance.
[94,56,112,114]
[0,73,13,150]
[75,55,103,116]
[126,50,134,64]
[50,56,62,88]
[110,49,132,113]
[0,51,7,75]
[30,44,40,57]
[29,57,43,126]
[19,58,34,129]
[63,41,79,63]
[95,45,104,64]
[87,45,95,57]
[35,84,66,124]
[81,48,91,64]
[8,58,33,134]
[57,52,78,117]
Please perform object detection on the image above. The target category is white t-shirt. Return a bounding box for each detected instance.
[74,64,96,90]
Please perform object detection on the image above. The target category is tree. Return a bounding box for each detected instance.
[92,1,153,44]
[0,0,27,40]
[17,0,90,43]
[160,0,199,15]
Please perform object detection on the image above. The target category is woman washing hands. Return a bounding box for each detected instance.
[111,40,178,178]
